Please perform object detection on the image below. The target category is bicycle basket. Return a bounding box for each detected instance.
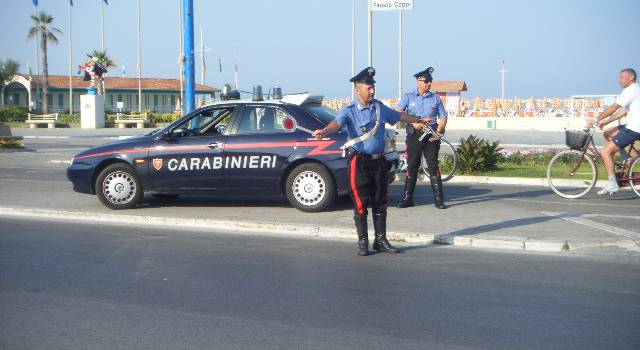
[565,130,589,150]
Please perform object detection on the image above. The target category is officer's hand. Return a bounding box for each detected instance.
[312,129,324,140]
[419,117,435,124]
[411,122,424,131]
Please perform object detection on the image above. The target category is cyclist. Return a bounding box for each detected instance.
[594,68,640,195]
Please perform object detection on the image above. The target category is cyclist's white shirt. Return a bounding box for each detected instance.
[616,82,640,133]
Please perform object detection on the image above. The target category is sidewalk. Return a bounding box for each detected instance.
[1,180,637,254]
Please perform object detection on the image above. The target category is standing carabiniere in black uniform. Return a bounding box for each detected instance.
[396,67,448,209]
[313,67,429,256]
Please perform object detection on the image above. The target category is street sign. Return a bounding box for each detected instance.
[370,0,413,11]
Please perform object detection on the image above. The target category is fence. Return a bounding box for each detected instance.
[322,96,618,120]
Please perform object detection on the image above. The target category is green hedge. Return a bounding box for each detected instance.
[58,114,80,124]
[0,106,29,123]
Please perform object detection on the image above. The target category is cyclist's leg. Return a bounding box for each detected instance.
[603,126,619,147]
[599,126,640,194]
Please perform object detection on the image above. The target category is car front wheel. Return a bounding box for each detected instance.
[96,164,143,210]
[285,163,336,212]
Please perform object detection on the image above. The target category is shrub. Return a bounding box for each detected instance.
[0,106,29,123]
[149,113,181,124]
[456,135,502,174]
[0,139,24,149]
[58,114,80,124]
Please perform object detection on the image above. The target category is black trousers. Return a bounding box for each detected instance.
[347,154,389,216]
[405,132,441,177]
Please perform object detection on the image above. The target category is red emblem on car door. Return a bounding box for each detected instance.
[152,158,163,171]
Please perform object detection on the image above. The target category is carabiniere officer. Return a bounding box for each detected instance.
[312,67,430,256]
[396,67,448,209]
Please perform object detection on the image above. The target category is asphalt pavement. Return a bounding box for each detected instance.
[1,218,639,350]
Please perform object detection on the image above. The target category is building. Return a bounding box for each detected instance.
[1,74,219,114]
[430,81,468,116]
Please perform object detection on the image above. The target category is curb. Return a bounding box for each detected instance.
[1,206,633,253]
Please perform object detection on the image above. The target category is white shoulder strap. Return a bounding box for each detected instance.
[340,102,381,156]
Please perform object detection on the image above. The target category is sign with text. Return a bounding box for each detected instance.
[370,0,413,11]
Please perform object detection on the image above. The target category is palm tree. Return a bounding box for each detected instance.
[0,59,20,107]
[28,12,62,114]
[88,50,116,95]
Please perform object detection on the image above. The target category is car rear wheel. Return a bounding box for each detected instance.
[286,163,336,212]
[96,164,143,210]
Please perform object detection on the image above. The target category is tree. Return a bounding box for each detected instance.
[28,12,62,114]
[88,50,116,95]
[0,59,20,107]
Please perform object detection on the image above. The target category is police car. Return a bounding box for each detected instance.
[67,92,398,212]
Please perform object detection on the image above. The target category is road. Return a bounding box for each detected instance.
[1,134,639,250]
[1,218,639,350]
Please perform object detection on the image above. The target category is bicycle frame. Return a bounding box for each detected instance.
[569,126,640,184]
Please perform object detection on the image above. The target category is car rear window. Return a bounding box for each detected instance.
[303,104,338,124]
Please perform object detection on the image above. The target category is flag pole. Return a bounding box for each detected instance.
[34,2,40,111]
[178,0,184,113]
[398,10,402,101]
[69,1,73,114]
[101,0,105,50]
[137,0,142,113]
[351,0,355,100]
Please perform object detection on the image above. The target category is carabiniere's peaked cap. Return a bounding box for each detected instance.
[414,66,434,81]
[350,67,376,84]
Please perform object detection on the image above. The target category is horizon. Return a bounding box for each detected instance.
[1,0,638,99]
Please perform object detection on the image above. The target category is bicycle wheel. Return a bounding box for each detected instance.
[422,139,457,182]
[547,150,597,198]
[628,157,640,198]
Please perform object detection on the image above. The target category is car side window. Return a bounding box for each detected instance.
[236,106,291,135]
[171,107,235,138]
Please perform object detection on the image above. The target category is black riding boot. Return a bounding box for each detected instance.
[372,212,399,253]
[354,215,369,256]
[430,175,447,209]
[397,175,417,208]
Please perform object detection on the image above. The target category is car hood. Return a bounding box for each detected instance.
[73,134,154,160]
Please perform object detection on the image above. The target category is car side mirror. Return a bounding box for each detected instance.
[161,130,173,139]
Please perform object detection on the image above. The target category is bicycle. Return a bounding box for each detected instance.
[397,124,458,182]
[546,126,640,198]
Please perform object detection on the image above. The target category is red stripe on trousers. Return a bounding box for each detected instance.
[350,156,365,215]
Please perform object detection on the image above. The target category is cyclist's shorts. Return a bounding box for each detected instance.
[613,125,640,149]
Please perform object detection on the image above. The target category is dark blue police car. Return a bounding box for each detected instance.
[67,93,398,212]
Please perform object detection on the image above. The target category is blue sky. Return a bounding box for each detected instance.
[1,0,638,99]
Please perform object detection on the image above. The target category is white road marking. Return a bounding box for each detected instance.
[543,211,640,240]
[22,136,70,139]
[48,160,72,165]
[504,197,639,208]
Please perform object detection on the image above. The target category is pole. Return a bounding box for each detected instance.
[367,3,372,67]
[351,0,355,100]
[498,60,507,100]
[34,4,39,111]
[183,0,195,113]
[137,0,142,113]
[200,26,204,85]
[101,0,105,51]
[398,10,402,101]
[234,55,238,89]
[69,1,73,113]
[178,0,184,114]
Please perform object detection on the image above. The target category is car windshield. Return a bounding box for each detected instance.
[303,104,338,124]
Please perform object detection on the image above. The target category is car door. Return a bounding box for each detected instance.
[223,104,296,192]
[148,106,237,192]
